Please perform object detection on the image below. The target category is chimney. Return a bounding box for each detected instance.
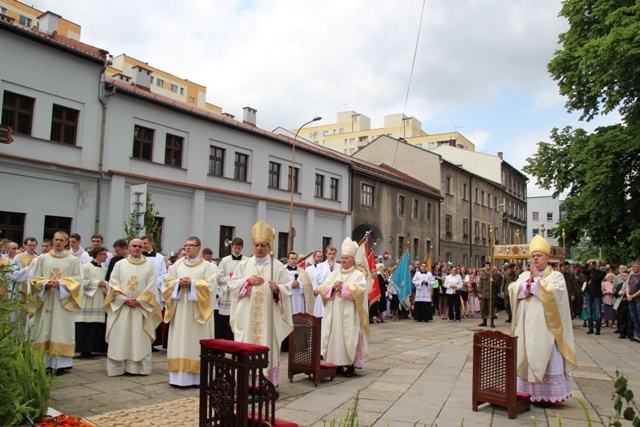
[38,11,61,33]
[132,65,152,89]
[222,112,235,119]
[243,106,257,126]
[113,73,131,83]
[497,152,503,159]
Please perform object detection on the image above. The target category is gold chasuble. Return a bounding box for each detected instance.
[229,255,293,387]
[29,251,83,357]
[104,255,161,375]
[509,267,577,382]
[319,266,369,366]
[162,257,218,385]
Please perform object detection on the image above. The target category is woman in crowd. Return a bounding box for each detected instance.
[444,266,463,322]
[434,264,448,319]
[466,267,481,317]
[459,266,469,318]
[387,272,400,321]
[602,272,616,328]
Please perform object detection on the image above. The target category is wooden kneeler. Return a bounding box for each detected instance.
[472,330,530,419]
[288,313,337,386]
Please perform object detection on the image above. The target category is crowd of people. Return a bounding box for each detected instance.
[2,229,637,405]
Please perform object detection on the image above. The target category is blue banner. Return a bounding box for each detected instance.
[390,249,412,310]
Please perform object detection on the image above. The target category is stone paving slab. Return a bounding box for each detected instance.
[50,318,640,426]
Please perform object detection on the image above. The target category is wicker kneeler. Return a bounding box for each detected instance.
[472,330,530,419]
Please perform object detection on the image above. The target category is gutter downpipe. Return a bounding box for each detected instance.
[95,57,115,234]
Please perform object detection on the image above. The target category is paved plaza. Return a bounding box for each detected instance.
[49,316,640,426]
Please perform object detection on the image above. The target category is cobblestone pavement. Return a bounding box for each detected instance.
[47,316,639,426]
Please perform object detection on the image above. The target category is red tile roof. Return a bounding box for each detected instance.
[0,16,108,61]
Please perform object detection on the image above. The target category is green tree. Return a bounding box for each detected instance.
[0,265,54,426]
[525,0,640,262]
[124,190,163,252]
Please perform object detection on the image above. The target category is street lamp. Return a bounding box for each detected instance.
[288,116,322,252]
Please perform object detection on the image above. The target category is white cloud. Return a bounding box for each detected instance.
[36,0,620,182]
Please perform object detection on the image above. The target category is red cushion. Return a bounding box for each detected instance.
[247,413,298,427]
[320,362,338,369]
[200,338,269,355]
[517,392,531,400]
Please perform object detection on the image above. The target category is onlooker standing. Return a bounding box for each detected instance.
[602,272,616,327]
[503,263,517,323]
[377,264,389,321]
[444,267,462,322]
[625,261,640,341]
[478,262,495,327]
[615,271,633,340]
[584,260,605,335]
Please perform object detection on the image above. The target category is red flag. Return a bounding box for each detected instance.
[367,249,381,306]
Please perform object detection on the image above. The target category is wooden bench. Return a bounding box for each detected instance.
[471,330,530,419]
[199,339,297,427]
[288,313,337,386]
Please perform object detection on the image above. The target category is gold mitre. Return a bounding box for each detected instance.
[251,220,275,244]
[341,237,358,258]
[529,234,551,255]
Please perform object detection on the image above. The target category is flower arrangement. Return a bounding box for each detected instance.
[36,415,93,427]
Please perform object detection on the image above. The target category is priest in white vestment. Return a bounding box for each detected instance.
[285,252,305,314]
[104,238,162,376]
[29,231,83,373]
[319,238,368,378]
[162,236,218,387]
[75,246,109,356]
[217,237,247,340]
[508,235,577,404]
[313,245,340,317]
[229,220,293,387]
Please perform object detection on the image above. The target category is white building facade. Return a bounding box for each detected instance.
[0,18,352,256]
[527,196,562,246]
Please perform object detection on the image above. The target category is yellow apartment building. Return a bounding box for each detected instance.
[108,54,221,112]
[0,0,81,39]
[0,1,222,113]
[296,110,475,154]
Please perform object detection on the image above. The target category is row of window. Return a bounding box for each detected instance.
[503,171,526,199]
[1,91,79,145]
[360,184,434,222]
[1,90,339,196]
[532,229,554,238]
[531,211,554,221]
[0,211,72,244]
[150,77,184,95]
[444,216,500,241]
[445,177,527,219]
[1,209,337,262]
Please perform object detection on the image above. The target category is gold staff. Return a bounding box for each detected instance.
[488,225,495,328]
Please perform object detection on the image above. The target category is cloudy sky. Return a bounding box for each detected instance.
[36,0,619,195]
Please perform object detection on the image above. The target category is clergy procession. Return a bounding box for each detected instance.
[0,220,372,392]
[9,222,628,408]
